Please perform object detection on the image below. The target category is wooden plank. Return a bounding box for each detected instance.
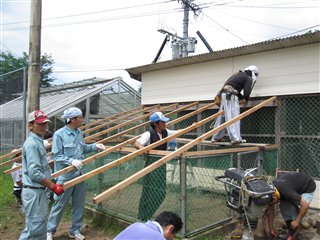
[85,103,179,140]
[82,104,159,134]
[97,101,199,144]
[0,105,154,162]
[177,138,271,147]
[61,108,224,189]
[3,101,198,174]
[51,101,218,179]
[183,144,278,157]
[92,96,277,204]
[0,151,21,162]
[79,105,144,131]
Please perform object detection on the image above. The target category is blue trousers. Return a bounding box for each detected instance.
[19,188,48,240]
[47,180,87,235]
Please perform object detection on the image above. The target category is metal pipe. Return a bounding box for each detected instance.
[196,31,213,52]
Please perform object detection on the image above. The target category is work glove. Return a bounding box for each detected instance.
[72,159,83,169]
[214,94,221,106]
[96,143,106,150]
[51,183,64,196]
[239,99,246,105]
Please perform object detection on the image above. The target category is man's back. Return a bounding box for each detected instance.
[273,172,316,205]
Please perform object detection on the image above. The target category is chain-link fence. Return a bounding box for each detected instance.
[1,94,319,237]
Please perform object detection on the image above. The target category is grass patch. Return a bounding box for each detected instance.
[89,214,124,238]
[0,171,15,206]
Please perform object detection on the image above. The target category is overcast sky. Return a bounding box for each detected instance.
[1,0,319,89]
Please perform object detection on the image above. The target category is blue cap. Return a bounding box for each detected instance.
[149,112,170,123]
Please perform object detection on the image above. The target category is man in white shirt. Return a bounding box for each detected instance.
[134,112,177,221]
[11,149,23,209]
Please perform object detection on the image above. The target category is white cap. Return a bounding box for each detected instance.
[62,107,82,123]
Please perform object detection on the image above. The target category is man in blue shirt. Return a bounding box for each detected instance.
[19,110,64,240]
[47,107,105,240]
[114,211,183,240]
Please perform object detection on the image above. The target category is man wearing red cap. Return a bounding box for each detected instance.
[19,110,64,240]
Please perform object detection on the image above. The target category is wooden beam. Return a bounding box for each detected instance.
[85,103,178,140]
[97,101,199,144]
[80,105,144,131]
[92,96,276,204]
[82,104,159,134]
[0,105,155,162]
[176,137,271,147]
[182,144,278,157]
[3,101,199,174]
[61,109,224,189]
[51,101,218,179]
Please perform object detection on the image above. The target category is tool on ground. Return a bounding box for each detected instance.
[216,168,274,240]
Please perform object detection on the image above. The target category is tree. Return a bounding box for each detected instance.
[0,51,55,104]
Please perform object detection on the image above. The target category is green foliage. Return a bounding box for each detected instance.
[0,51,55,104]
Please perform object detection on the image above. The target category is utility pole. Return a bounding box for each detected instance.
[27,0,42,113]
[182,2,190,58]
[156,0,200,60]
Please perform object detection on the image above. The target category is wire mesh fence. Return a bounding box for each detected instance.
[1,94,319,237]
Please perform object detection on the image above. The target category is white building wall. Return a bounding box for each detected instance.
[310,180,320,209]
[141,43,320,105]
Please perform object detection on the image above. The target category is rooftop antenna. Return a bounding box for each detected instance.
[153,0,212,63]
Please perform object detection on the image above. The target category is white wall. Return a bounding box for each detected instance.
[141,43,320,105]
[310,180,320,209]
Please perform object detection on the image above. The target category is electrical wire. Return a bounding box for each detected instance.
[201,11,249,44]
[2,8,183,32]
[1,0,173,26]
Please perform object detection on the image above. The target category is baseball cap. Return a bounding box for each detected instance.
[149,112,170,123]
[28,110,51,124]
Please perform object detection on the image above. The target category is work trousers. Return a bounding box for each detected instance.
[19,188,48,240]
[47,180,87,236]
[212,93,242,142]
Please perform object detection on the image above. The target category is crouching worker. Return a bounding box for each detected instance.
[267,172,316,240]
[114,211,183,240]
[19,110,64,240]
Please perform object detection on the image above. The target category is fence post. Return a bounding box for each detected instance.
[180,155,187,238]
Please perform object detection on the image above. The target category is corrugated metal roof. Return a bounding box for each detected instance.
[0,77,139,121]
[126,31,320,81]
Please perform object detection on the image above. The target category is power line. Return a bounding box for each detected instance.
[2,8,183,32]
[52,68,126,73]
[210,8,296,31]
[1,1,173,26]
[0,41,20,57]
[201,11,249,44]
[271,24,320,39]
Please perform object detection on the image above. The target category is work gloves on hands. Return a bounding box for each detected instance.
[96,143,106,150]
[51,183,64,195]
[239,99,247,105]
[72,159,83,169]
